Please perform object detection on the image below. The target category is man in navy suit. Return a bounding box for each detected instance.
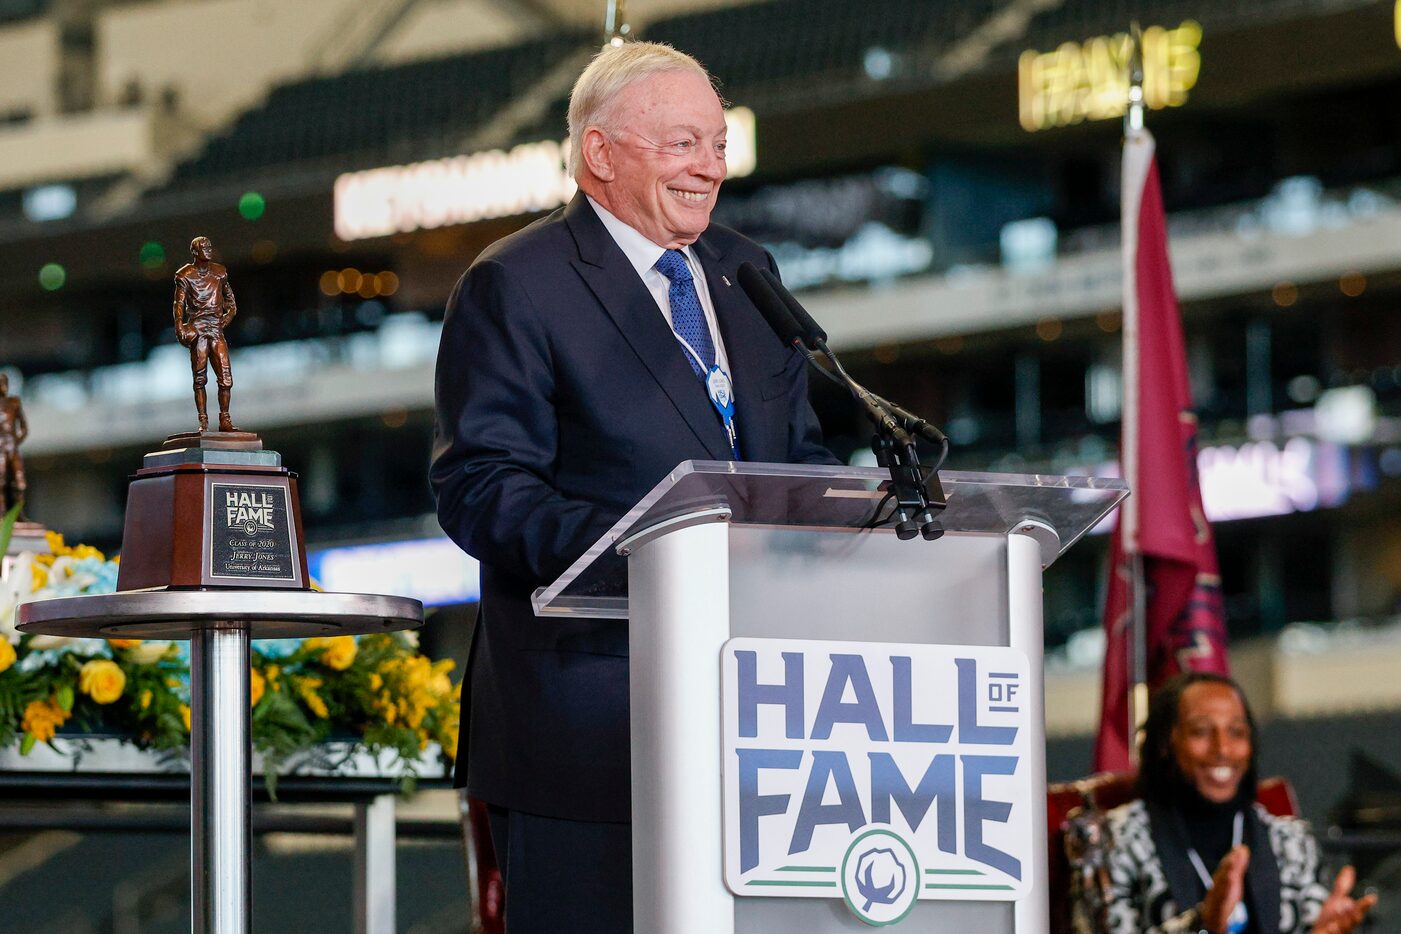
[431,41,834,932]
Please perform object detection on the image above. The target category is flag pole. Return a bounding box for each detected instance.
[604,0,630,44]
[1126,22,1145,136]
[1125,22,1148,766]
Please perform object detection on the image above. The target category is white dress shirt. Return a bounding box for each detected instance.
[586,195,733,382]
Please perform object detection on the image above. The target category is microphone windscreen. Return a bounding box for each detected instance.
[760,267,828,344]
[737,262,804,345]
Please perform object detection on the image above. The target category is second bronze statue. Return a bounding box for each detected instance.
[173,236,240,433]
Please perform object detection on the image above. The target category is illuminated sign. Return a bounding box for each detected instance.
[334,108,757,241]
[1087,437,1351,532]
[307,537,480,607]
[1018,22,1201,132]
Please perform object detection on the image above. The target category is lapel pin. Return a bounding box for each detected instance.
[722,275,732,287]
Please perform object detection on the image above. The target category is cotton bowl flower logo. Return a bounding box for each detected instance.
[841,828,920,926]
[856,848,906,911]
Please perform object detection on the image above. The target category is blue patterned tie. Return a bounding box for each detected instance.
[654,249,715,379]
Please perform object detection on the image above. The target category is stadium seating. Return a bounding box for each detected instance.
[168,32,590,184]
[0,0,45,26]
[645,0,1001,97]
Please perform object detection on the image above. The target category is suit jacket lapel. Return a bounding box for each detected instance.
[1147,803,1208,914]
[695,237,774,463]
[1244,806,1282,934]
[564,195,731,460]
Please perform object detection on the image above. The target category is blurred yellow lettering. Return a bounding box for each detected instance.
[1018,21,1201,132]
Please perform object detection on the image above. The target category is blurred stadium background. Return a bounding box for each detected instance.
[4,0,1401,929]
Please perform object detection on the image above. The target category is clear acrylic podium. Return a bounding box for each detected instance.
[534,461,1126,934]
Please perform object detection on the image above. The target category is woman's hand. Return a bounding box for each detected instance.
[1312,865,1378,934]
[1198,845,1250,934]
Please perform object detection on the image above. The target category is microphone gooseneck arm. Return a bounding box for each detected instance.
[738,263,947,540]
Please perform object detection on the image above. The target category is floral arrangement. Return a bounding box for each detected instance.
[0,520,459,787]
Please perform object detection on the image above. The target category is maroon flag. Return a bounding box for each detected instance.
[1093,128,1230,772]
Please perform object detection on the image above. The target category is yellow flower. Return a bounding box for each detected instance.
[0,639,15,674]
[179,704,191,732]
[21,698,70,743]
[368,673,382,691]
[305,636,357,671]
[44,531,65,554]
[266,665,282,691]
[298,677,329,719]
[108,639,141,650]
[429,658,455,698]
[30,562,47,590]
[78,659,126,704]
[250,668,265,707]
[139,689,152,711]
[129,642,175,665]
[403,656,430,692]
[440,718,459,759]
[70,544,104,561]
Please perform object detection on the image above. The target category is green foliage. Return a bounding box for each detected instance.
[0,500,20,555]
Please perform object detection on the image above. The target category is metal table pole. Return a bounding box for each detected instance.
[354,793,397,934]
[191,623,252,934]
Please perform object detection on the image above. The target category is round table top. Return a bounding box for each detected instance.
[17,589,424,640]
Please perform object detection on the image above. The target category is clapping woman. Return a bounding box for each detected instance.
[1077,672,1377,934]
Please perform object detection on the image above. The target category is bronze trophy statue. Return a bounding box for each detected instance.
[115,238,309,591]
[0,373,27,518]
[173,236,239,434]
[0,372,55,558]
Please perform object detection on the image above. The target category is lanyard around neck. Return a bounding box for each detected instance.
[1185,810,1244,887]
[1186,811,1248,934]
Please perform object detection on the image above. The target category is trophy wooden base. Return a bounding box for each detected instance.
[4,520,53,556]
[116,435,308,592]
[2,521,54,584]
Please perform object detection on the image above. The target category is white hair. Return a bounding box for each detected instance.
[567,41,715,180]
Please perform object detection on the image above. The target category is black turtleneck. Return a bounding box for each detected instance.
[1179,788,1246,868]
[1175,786,1259,934]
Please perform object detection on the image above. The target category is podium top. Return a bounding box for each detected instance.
[533,460,1126,618]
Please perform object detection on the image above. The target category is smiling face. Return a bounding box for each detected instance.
[582,68,728,248]
[1171,681,1253,804]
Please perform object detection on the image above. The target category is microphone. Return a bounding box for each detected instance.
[759,267,826,346]
[736,262,912,447]
[736,262,806,348]
[736,263,845,390]
[738,262,946,540]
[756,267,947,447]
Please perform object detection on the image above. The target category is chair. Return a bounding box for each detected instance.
[464,796,505,934]
[1047,771,1299,934]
